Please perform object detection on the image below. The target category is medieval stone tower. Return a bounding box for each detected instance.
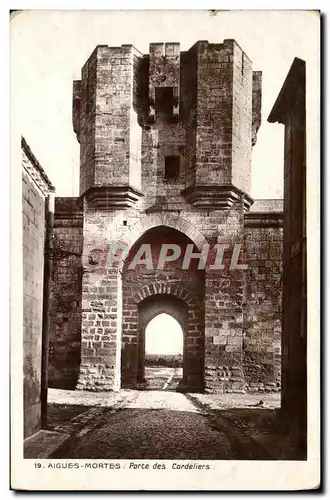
[49,40,283,394]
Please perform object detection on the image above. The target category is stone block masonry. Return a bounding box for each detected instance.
[49,40,283,394]
[22,137,55,438]
[268,58,307,457]
[244,202,283,392]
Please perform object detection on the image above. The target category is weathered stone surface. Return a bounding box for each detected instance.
[243,225,282,390]
[48,197,83,389]
[49,40,283,394]
[268,58,307,457]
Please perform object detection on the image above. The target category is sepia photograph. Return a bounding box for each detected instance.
[10,8,320,491]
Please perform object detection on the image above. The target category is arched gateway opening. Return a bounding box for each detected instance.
[121,226,205,392]
[140,299,184,391]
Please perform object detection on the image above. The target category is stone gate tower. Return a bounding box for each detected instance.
[49,40,283,394]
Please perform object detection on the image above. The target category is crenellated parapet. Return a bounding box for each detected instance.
[73,40,262,210]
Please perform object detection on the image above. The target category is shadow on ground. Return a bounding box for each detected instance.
[45,389,303,461]
[47,404,92,432]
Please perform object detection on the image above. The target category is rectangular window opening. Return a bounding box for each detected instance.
[155,87,174,120]
[165,156,180,180]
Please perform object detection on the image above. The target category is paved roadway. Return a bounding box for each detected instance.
[54,391,234,459]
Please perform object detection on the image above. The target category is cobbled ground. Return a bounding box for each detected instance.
[51,391,232,459]
[49,389,281,460]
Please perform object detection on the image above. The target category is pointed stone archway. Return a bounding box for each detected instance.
[121,282,205,392]
[137,296,185,390]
